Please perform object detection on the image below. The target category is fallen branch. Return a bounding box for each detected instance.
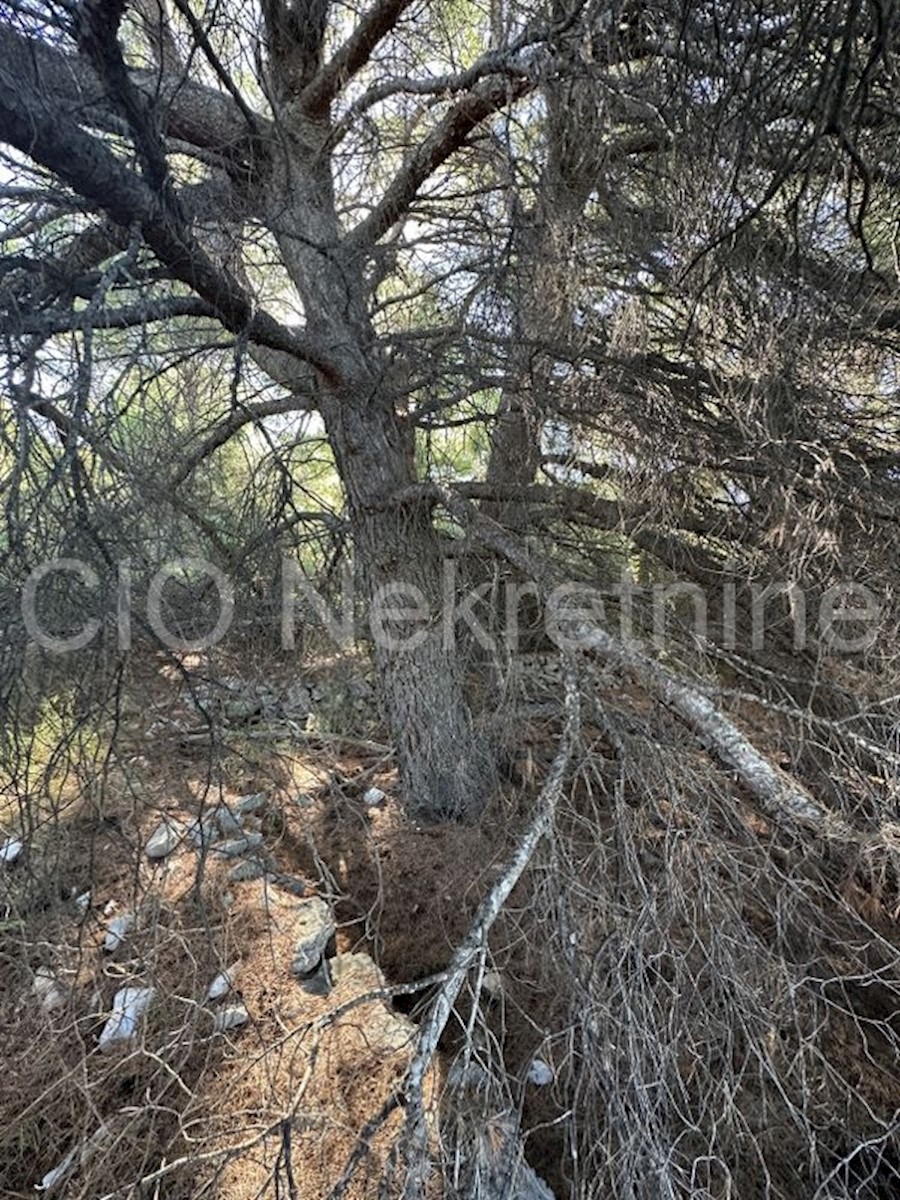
[433,485,876,843]
[327,1092,404,1200]
[397,664,581,1200]
[709,684,900,767]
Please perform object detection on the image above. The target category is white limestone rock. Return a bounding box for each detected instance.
[363,786,387,808]
[215,832,264,858]
[98,986,155,1052]
[32,966,68,1014]
[211,1002,249,1033]
[1,836,23,865]
[526,1058,554,1087]
[146,819,184,860]
[290,897,336,977]
[102,911,135,953]
[205,961,240,1001]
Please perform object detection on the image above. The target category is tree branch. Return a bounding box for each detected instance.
[0,20,264,170]
[347,73,533,248]
[396,480,722,540]
[0,219,124,316]
[4,295,217,338]
[170,394,315,486]
[16,388,233,559]
[77,0,181,207]
[131,0,184,75]
[398,664,580,1200]
[169,0,262,133]
[0,77,342,384]
[301,0,416,115]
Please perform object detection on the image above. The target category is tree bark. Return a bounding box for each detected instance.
[324,392,495,822]
[262,109,492,821]
[484,30,595,523]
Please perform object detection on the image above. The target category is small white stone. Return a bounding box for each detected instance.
[215,832,264,858]
[186,816,217,848]
[205,961,240,1001]
[483,969,504,998]
[212,1002,249,1033]
[146,819,183,860]
[526,1058,554,1087]
[35,1145,79,1191]
[362,786,387,808]
[1,836,22,864]
[214,806,243,835]
[229,858,265,883]
[234,792,267,814]
[33,967,68,1014]
[103,911,135,952]
[98,986,155,1052]
[291,897,336,977]
[74,890,91,916]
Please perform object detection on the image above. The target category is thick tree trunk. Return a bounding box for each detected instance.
[484,55,593,518]
[483,210,562,527]
[481,192,587,653]
[266,129,492,821]
[323,391,494,821]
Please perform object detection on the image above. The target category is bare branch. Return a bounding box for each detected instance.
[76,0,188,211]
[399,664,581,1200]
[170,394,315,487]
[347,73,533,249]
[4,295,216,338]
[301,0,416,115]
[0,77,342,384]
[169,0,262,134]
[15,388,234,558]
[0,20,265,168]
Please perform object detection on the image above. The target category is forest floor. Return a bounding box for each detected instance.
[2,644,899,1198]
[0,647,573,1199]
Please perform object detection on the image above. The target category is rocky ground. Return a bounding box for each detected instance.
[5,648,898,1199]
[0,652,564,1199]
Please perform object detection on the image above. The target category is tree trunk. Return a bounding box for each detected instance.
[325,391,495,822]
[265,126,492,822]
[483,208,565,526]
[481,142,590,652]
[484,48,594,517]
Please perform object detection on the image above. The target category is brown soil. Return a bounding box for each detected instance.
[2,647,900,1199]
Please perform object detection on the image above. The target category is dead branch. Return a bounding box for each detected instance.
[397,663,581,1200]
[433,485,884,843]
